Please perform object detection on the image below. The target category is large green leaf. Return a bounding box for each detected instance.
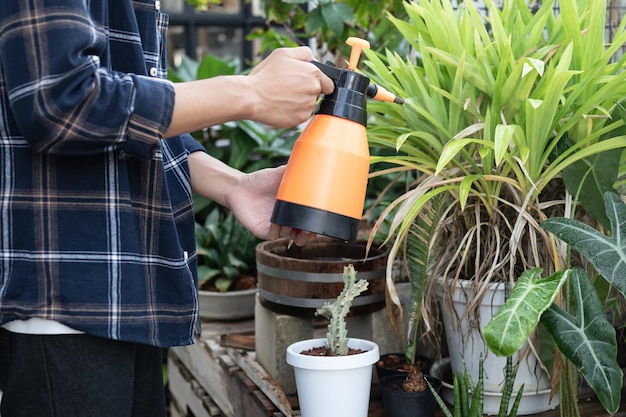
[484,268,569,357]
[562,119,625,229]
[319,2,354,35]
[540,268,621,415]
[542,191,626,299]
[562,150,620,230]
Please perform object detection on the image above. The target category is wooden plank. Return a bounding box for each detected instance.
[170,339,237,417]
[167,354,217,417]
[230,348,297,417]
[220,333,256,351]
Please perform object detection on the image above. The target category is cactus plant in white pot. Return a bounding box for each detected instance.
[286,264,380,417]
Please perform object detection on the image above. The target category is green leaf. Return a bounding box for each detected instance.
[435,139,492,174]
[305,7,325,34]
[540,268,622,415]
[197,53,238,79]
[215,275,234,292]
[484,268,569,357]
[320,3,354,36]
[458,175,474,211]
[562,113,626,228]
[562,148,620,229]
[405,194,449,364]
[169,55,199,82]
[494,124,517,166]
[542,191,626,298]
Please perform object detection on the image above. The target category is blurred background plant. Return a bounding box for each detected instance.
[195,207,260,291]
[249,0,409,62]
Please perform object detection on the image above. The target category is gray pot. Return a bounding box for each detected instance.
[198,287,257,321]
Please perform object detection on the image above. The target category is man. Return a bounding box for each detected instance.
[0,1,333,416]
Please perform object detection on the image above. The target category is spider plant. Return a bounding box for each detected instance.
[365,0,626,290]
[363,0,626,413]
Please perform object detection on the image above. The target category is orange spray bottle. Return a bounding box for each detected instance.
[271,38,403,242]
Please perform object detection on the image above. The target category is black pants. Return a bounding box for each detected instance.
[0,327,8,391]
[0,331,166,417]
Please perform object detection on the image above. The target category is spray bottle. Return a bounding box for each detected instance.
[270,37,403,243]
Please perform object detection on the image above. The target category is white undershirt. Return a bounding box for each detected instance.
[2,318,83,335]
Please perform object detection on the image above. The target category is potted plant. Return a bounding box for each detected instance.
[362,0,626,414]
[375,194,448,417]
[286,264,380,417]
[195,207,260,320]
[484,191,626,415]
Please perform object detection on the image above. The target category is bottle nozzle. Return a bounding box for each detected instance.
[346,37,370,71]
[366,84,404,104]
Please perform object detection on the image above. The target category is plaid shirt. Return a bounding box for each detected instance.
[0,0,205,347]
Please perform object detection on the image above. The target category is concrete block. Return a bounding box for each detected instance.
[254,295,312,395]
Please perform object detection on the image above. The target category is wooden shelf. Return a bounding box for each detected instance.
[168,319,626,417]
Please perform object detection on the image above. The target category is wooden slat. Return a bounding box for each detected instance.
[230,349,297,417]
[220,333,256,351]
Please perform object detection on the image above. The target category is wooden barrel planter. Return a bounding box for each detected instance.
[255,237,388,318]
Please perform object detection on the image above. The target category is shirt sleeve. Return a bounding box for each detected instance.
[0,0,174,159]
[181,133,207,154]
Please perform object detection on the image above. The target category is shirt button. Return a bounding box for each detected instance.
[155,1,161,10]
[149,67,158,77]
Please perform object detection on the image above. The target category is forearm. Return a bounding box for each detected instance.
[165,76,255,139]
[188,151,245,208]
[165,47,334,138]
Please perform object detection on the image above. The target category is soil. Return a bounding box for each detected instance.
[402,365,428,392]
[232,275,257,290]
[199,274,257,292]
[300,346,366,356]
[377,353,432,374]
[377,353,411,373]
[383,373,434,393]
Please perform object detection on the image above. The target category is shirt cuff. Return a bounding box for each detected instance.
[123,75,176,159]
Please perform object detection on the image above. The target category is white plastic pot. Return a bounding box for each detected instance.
[437,277,559,414]
[431,357,558,416]
[286,338,379,417]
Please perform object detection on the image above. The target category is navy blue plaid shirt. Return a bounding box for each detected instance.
[0,0,205,347]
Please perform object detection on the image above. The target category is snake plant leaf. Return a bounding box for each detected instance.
[484,268,569,357]
[540,268,621,415]
[542,191,626,299]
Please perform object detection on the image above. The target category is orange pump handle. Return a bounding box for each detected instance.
[346,37,370,70]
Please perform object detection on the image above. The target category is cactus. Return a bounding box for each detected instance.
[315,264,368,356]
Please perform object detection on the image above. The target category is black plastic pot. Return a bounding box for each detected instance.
[375,352,433,381]
[378,374,441,417]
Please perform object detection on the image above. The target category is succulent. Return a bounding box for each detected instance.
[315,264,368,356]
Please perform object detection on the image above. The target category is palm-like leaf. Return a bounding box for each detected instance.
[483,268,569,357]
[540,268,621,415]
[405,194,449,363]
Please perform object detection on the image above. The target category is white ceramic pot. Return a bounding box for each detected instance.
[198,287,257,321]
[437,277,558,413]
[286,338,379,417]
